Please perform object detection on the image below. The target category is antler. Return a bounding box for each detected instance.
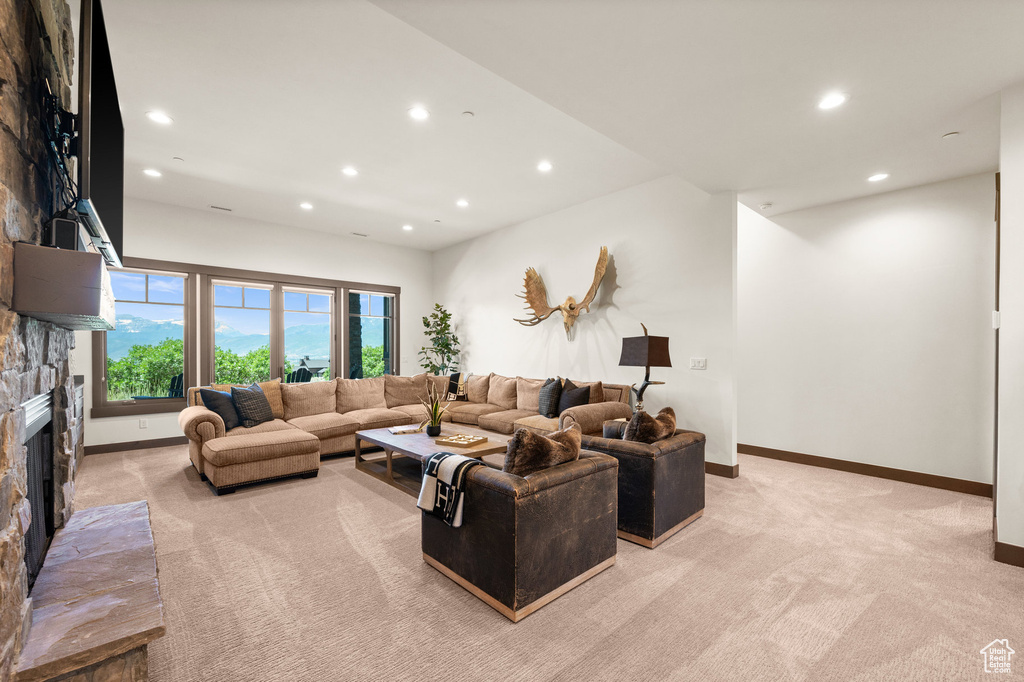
[513,267,558,326]
[577,246,609,313]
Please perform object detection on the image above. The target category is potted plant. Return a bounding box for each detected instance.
[419,382,449,437]
[419,304,461,375]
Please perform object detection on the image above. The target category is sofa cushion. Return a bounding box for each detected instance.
[336,376,386,413]
[199,389,240,431]
[513,414,559,435]
[557,380,590,414]
[466,374,489,403]
[226,418,297,437]
[624,407,677,444]
[286,412,360,440]
[391,403,453,423]
[487,373,517,410]
[203,430,319,467]
[231,384,275,428]
[212,379,284,419]
[576,380,604,404]
[516,377,546,412]
[537,378,562,418]
[282,380,337,420]
[447,402,503,426]
[502,424,582,477]
[385,373,429,408]
[428,374,450,400]
[346,407,414,430]
[478,409,538,435]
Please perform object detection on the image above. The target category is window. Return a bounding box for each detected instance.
[348,292,393,378]
[212,281,272,385]
[92,269,192,416]
[92,258,398,418]
[283,288,333,382]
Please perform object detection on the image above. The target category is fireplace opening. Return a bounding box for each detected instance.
[24,391,55,589]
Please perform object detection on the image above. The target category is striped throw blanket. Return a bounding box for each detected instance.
[417,452,483,527]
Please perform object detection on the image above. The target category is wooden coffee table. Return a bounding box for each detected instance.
[354,424,511,497]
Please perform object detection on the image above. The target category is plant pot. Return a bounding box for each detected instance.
[426,424,441,437]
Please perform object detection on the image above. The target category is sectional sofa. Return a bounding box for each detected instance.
[178,372,633,494]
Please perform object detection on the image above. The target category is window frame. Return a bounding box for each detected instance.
[90,267,196,417]
[91,257,401,418]
[346,290,397,378]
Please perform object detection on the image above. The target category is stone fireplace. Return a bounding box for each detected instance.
[0,0,80,677]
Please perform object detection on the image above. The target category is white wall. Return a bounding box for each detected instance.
[738,173,996,484]
[997,82,1024,549]
[75,198,434,446]
[432,175,738,468]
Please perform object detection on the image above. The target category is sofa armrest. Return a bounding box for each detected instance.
[520,452,618,496]
[559,401,633,434]
[581,429,706,460]
[178,405,226,442]
[464,452,617,499]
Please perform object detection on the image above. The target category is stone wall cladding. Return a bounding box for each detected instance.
[0,0,77,678]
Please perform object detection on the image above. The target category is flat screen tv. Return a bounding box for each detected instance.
[76,0,123,268]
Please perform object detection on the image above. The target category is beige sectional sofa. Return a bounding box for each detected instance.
[178,372,632,494]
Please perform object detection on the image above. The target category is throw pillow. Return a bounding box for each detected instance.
[199,388,241,431]
[502,424,582,477]
[557,379,590,415]
[446,372,468,401]
[231,384,275,428]
[537,378,563,419]
[623,407,677,444]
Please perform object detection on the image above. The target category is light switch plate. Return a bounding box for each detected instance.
[139,418,148,429]
[689,358,707,370]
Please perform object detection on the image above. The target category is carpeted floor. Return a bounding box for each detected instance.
[74,448,1022,681]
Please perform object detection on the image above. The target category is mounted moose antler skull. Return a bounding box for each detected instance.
[514,246,609,339]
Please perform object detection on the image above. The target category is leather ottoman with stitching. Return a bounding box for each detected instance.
[200,430,320,495]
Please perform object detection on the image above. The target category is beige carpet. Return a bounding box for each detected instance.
[74,448,1023,681]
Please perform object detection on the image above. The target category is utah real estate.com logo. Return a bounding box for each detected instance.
[980,639,1014,674]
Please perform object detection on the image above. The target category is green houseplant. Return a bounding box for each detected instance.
[419,303,461,375]
[419,382,449,437]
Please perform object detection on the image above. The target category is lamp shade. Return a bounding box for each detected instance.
[618,335,672,368]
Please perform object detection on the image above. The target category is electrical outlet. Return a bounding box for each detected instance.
[689,358,707,370]
[139,418,148,429]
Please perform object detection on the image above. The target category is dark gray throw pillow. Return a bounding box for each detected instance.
[623,407,677,444]
[502,424,582,477]
[199,388,241,431]
[557,379,590,415]
[231,384,275,428]
[537,377,563,418]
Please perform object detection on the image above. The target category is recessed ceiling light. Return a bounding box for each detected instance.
[146,111,173,125]
[143,168,162,177]
[942,131,960,139]
[402,224,413,232]
[300,202,313,210]
[818,92,847,110]
[867,173,889,182]
[537,160,553,173]
[342,166,359,177]
[409,105,430,121]
[456,199,469,208]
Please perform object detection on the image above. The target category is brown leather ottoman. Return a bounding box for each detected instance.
[201,430,320,495]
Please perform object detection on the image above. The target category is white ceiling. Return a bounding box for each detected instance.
[99,0,1024,250]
